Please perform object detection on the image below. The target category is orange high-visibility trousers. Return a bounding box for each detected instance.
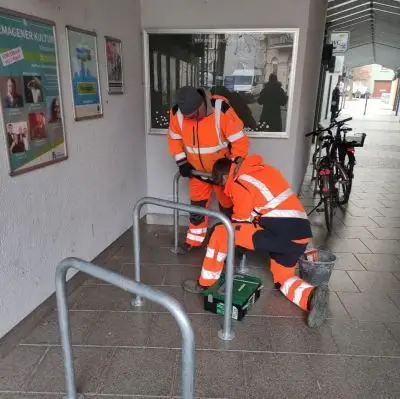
[199,223,314,312]
[186,177,233,247]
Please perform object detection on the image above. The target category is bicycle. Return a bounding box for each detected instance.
[305,117,366,232]
[323,116,366,204]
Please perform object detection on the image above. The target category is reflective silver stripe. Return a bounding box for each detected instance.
[216,252,227,262]
[201,269,221,280]
[169,130,181,140]
[293,282,313,306]
[177,109,184,130]
[255,188,294,212]
[214,99,223,146]
[228,130,245,143]
[263,210,308,219]
[187,233,205,243]
[175,152,186,161]
[239,175,305,220]
[185,142,228,155]
[239,174,274,202]
[190,227,207,235]
[206,248,215,258]
[280,276,301,296]
[233,217,253,222]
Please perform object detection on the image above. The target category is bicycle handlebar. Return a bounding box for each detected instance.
[305,125,332,137]
[336,117,352,125]
[305,116,353,137]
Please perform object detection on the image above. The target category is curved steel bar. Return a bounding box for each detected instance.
[132,197,235,341]
[55,257,195,399]
[171,171,182,254]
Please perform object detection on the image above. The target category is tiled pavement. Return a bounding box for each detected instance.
[1,100,400,398]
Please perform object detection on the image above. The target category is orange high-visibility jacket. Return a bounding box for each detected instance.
[167,89,249,173]
[224,154,312,240]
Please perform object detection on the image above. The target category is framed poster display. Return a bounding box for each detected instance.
[0,8,67,176]
[66,25,103,120]
[330,31,350,53]
[105,36,123,94]
[143,29,299,138]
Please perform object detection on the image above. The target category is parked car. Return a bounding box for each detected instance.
[232,68,264,103]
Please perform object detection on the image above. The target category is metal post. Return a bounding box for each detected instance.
[171,170,213,255]
[56,257,195,399]
[237,252,248,274]
[342,78,348,110]
[312,25,329,132]
[313,64,326,134]
[132,198,144,307]
[132,197,235,341]
[55,264,80,399]
[364,95,368,116]
[171,171,184,254]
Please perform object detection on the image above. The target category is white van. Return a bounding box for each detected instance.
[231,69,264,102]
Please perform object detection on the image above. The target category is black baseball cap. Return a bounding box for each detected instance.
[176,86,204,115]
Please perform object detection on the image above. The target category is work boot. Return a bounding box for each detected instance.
[183,279,205,294]
[180,243,194,254]
[307,285,329,328]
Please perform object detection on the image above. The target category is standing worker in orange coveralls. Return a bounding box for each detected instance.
[183,154,329,328]
[167,86,249,253]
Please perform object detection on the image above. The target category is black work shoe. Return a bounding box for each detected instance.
[307,285,329,328]
[183,280,205,294]
[274,282,281,290]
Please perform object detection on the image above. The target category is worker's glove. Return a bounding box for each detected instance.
[178,162,194,178]
[232,156,245,176]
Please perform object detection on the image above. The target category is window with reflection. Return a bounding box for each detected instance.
[146,31,297,136]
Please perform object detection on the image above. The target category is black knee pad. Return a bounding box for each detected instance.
[207,221,223,237]
[190,199,208,226]
[219,204,233,220]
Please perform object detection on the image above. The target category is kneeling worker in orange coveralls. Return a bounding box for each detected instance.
[183,154,329,328]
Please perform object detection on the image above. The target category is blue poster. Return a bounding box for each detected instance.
[66,26,102,120]
[0,11,67,175]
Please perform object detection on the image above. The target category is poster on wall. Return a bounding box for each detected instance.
[105,36,123,94]
[0,10,67,176]
[330,32,350,53]
[66,25,103,120]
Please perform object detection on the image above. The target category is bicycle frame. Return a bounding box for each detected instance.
[308,126,351,231]
[307,116,361,231]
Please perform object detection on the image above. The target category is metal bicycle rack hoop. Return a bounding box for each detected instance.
[55,257,195,399]
[131,196,236,341]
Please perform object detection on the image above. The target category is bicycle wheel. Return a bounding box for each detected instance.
[312,147,319,166]
[333,162,350,205]
[320,172,335,233]
[339,151,355,204]
[323,196,334,233]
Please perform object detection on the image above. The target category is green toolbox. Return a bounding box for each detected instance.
[203,273,263,320]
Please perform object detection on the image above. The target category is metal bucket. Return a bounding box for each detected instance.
[298,249,336,286]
